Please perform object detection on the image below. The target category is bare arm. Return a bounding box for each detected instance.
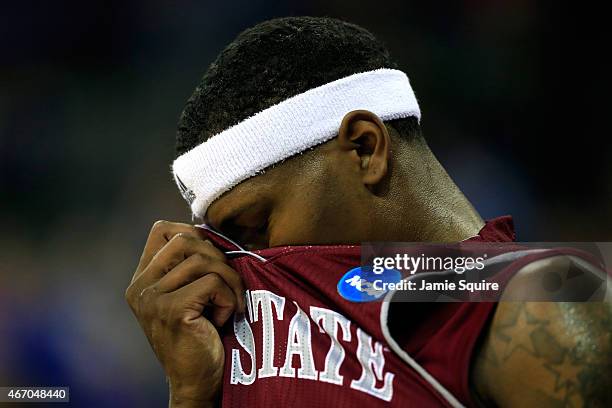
[471,256,612,407]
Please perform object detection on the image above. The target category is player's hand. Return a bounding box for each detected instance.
[125,220,245,408]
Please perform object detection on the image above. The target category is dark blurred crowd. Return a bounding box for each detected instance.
[1,1,609,406]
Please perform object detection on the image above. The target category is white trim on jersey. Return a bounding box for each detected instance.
[196,224,267,262]
[379,302,466,408]
[378,249,548,408]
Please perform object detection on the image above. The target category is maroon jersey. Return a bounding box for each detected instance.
[199,216,604,407]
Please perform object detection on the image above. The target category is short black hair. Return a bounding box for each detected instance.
[176,16,421,157]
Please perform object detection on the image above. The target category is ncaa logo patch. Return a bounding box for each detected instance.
[337,266,402,302]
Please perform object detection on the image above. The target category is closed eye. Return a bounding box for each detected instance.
[220,218,269,250]
[243,220,269,250]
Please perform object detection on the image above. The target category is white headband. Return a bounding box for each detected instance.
[172,68,420,218]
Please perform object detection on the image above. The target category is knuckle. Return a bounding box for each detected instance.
[151,219,169,233]
[207,272,224,287]
[135,286,159,316]
[173,232,192,244]
[191,252,210,264]
[124,285,136,304]
[139,285,158,300]
[203,240,226,260]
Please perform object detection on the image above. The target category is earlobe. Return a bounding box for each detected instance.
[337,110,390,187]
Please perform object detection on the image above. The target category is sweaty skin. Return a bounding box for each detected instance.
[471,257,612,407]
[126,110,611,407]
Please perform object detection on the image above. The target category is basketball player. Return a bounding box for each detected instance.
[126,17,611,407]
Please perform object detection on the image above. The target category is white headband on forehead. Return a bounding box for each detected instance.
[172,68,421,218]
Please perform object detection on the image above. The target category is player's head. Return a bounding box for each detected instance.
[175,16,439,248]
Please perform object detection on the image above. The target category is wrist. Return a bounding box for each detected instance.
[169,392,217,408]
[169,381,220,408]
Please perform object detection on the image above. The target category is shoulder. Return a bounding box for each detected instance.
[470,254,612,407]
[502,252,609,301]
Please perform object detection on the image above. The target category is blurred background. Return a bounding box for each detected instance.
[1,1,610,406]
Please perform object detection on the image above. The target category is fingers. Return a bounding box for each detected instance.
[168,273,238,327]
[155,252,246,313]
[135,220,205,277]
[133,231,225,288]
[126,220,245,331]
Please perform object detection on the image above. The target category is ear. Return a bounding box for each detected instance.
[337,109,391,187]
